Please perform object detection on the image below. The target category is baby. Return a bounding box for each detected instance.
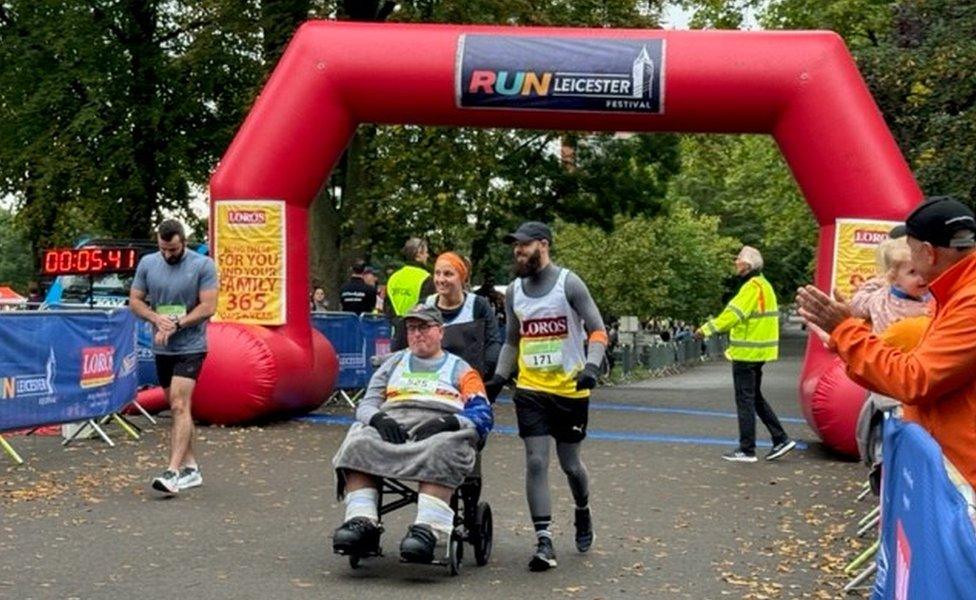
[849,237,930,334]
[850,237,931,472]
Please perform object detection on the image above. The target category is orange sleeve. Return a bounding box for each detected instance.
[830,297,976,406]
[458,367,486,398]
[588,330,608,345]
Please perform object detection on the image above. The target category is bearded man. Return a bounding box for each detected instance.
[484,221,608,572]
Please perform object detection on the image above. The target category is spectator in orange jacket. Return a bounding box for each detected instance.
[797,196,976,487]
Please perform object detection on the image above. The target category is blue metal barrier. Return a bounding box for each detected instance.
[136,319,158,387]
[360,313,392,380]
[312,312,367,390]
[0,309,138,432]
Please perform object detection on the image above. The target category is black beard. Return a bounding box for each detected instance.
[513,249,542,278]
[165,249,185,265]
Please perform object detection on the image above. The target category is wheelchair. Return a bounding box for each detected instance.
[337,456,493,576]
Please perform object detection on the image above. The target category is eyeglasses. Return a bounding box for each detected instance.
[405,322,439,333]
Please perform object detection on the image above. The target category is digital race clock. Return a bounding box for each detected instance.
[41,247,140,276]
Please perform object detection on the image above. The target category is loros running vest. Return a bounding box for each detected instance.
[513,268,588,399]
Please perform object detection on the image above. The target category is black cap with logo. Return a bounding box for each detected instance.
[502,221,553,244]
[889,196,976,248]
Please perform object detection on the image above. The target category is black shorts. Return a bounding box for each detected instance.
[512,389,589,443]
[154,353,207,388]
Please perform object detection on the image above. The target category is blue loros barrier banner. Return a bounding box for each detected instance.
[457,35,665,114]
[873,418,976,599]
[0,310,138,431]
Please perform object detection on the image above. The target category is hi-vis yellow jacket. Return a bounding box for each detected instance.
[700,273,779,362]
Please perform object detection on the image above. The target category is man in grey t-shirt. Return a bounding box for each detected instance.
[130,219,218,496]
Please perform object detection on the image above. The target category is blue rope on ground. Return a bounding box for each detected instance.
[295,414,809,449]
[494,397,808,424]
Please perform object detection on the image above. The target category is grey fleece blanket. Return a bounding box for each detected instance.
[333,406,478,498]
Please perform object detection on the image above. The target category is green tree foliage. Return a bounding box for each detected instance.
[0,207,33,290]
[666,135,817,301]
[753,0,976,203]
[856,0,976,204]
[555,207,739,322]
[0,1,265,251]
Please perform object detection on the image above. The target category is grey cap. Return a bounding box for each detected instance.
[403,303,444,325]
[502,221,553,244]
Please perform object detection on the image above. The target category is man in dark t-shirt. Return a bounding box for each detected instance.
[340,262,378,315]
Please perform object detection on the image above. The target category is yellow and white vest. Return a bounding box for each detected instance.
[513,269,588,399]
[384,351,464,411]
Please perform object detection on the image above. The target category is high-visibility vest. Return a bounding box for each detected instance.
[386,264,429,316]
[701,274,779,362]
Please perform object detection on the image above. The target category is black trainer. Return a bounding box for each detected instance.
[399,524,438,564]
[529,536,557,571]
[332,517,382,556]
[765,439,797,461]
[574,507,594,553]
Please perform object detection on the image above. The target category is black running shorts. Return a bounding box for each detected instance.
[512,388,589,443]
[154,353,207,389]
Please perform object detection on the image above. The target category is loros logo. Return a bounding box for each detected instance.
[853,229,887,245]
[228,210,267,225]
[81,346,115,389]
[520,316,569,338]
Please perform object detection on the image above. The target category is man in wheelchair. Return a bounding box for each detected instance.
[331,303,494,564]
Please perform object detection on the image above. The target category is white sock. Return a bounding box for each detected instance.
[344,488,379,523]
[415,493,454,539]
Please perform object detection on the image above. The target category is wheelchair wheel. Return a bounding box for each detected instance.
[348,555,360,569]
[473,502,493,566]
[448,530,463,576]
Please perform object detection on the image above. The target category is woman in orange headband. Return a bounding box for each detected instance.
[425,252,501,378]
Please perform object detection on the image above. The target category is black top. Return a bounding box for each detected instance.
[339,277,377,315]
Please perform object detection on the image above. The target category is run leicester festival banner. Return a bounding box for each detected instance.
[873,418,976,599]
[0,310,138,432]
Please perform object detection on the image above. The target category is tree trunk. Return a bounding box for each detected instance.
[310,180,343,308]
[123,0,162,238]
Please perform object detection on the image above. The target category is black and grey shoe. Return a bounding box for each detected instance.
[765,439,797,461]
[574,508,594,553]
[332,517,382,556]
[151,469,180,495]
[399,524,438,564]
[529,536,557,571]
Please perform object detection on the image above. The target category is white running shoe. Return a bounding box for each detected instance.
[177,466,203,490]
[151,469,180,495]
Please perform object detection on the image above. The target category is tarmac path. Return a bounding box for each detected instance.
[1,326,867,599]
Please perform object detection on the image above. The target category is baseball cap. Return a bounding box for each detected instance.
[890,196,976,248]
[403,303,444,325]
[351,262,376,275]
[502,221,553,244]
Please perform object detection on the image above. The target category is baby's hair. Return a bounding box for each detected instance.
[876,237,911,280]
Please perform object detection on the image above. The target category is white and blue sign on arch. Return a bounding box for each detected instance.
[456,35,665,114]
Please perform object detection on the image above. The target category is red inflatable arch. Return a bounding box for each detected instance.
[200,22,920,453]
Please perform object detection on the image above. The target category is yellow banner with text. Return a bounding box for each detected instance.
[831,218,901,300]
[214,200,286,325]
